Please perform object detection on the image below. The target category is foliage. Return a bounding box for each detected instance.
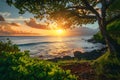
[6,0,99,29]
[107,0,120,21]
[93,51,120,80]
[108,0,120,10]
[4,0,120,79]
[0,40,76,80]
[93,32,104,43]
[6,0,120,54]
[94,20,120,44]
[6,0,120,55]
[6,0,120,28]
[107,20,120,32]
[0,39,20,53]
[91,19,120,79]
[107,20,120,44]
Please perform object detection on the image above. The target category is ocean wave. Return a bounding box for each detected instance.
[17,41,66,46]
[17,39,87,46]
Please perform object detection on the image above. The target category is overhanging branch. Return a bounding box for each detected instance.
[77,15,97,19]
[70,9,97,19]
[81,0,101,19]
[67,6,88,10]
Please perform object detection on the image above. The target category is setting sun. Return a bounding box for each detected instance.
[56,29,64,34]
[50,29,65,36]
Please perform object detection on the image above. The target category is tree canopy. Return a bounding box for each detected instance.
[6,0,120,29]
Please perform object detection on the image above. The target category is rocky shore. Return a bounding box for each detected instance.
[48,47,107,62]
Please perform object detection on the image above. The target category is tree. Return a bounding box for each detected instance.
[6,0,120,54]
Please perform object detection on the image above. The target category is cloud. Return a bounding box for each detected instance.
[0,21,43,36]
[0,15,48,36]
[0,14,29,22]
[0,12,11,18]
[25,18,49,29]
[0,21,97,36]
[67,27,97,36]
[10,22,21,26]
[6,16,29,22]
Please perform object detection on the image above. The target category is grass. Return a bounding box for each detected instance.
[57,59,93,66]
[57,51,120,80]
[93,51,120,80]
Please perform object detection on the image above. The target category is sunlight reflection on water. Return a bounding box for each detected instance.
[0,36,105,59]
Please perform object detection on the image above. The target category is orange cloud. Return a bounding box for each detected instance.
[10,22,21,26]
[0,21,43,36]
[24,18,49,29]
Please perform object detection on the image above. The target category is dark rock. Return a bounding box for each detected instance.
[62,56,72,60]
[87,38,97,43]
[39,55,43,58]
[84,47,89,49]
[74,47,107,60]
[48,57,61,62]
[74,51,83,59]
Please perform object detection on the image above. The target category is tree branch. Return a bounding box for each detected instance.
[67,6,88,10]
[106,14,120,25]
[70,9,97,19]
[81,0,101,19]
[77,15,97,19]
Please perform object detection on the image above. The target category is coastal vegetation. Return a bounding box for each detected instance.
[94,20,120,44]
[0,40,76,80]
[92,19,120,80]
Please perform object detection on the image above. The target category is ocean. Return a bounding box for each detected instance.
[0,36,104,59]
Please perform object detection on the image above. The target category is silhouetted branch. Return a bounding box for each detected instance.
[81,0,101,19]
[77,15,97,19]
[67,6,88,10]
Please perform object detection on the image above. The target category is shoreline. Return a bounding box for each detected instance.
[43,47,107,62]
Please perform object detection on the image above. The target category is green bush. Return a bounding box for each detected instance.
[0,39,20,53]
[107,20,120,44]
[88,20,120,80]
[0,40,76,80]
[93,51,120,80]
[107,20,120,32]
[93,32,105,43]
[93,20,120,44]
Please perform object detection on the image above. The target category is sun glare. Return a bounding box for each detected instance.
[56,29,63,34]
[51,29,65,36]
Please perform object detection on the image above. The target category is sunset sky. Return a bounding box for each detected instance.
[0,0,98,36]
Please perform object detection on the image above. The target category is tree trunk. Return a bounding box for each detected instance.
[97,0,120,54]
[98,18,120,54]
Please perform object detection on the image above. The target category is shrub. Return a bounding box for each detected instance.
[0,39,20,53]
[0,40,76,80]
[93,32,105,43]
[93,20,120,44]
[93,51,120,80]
